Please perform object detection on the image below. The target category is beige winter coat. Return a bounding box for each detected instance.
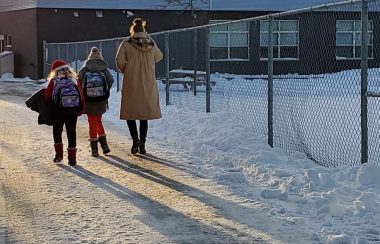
[115,32,163,120]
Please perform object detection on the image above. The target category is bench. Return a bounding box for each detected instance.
[161,77,216,89]
[161,69,217,90]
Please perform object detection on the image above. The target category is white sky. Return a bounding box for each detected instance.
[1,69,380,243]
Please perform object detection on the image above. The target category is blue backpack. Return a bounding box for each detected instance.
[83,71,109,102]
[52,78,82,113]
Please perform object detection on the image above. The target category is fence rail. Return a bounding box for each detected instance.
[44,0,380,167]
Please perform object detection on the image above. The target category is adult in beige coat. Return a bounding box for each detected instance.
[115,18,163,155]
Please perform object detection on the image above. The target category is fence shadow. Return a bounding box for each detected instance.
[0,227,11,244]
[95,155,283,243]
[135,153,207,178]
[57,164,251,243]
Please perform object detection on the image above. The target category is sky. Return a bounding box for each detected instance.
[1,69,380,243]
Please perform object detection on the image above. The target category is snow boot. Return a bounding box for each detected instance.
[139,142,146,155]
[90,140,99,157]
[68,148,77,166]
[53,143,63,163]
[139,138,146,155]
[131,134,140,155]
[98,135,110,154]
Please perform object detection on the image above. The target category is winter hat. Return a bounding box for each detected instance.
[51,60,70,72]
[87,47,104,60]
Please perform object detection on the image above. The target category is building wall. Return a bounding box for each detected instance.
[36,8,266,79]
[0,7,273,79]
[3,7,379,79]
[0,9,38,79]
[209,11,380,75]
[36,8,266,41]
[155,11,271,76]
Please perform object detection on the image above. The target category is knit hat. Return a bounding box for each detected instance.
[87,47,104,60]
[51,60,70,72]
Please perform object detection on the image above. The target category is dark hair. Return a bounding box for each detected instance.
[130,18,146,35]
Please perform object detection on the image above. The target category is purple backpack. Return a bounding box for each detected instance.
[52,78,81,110]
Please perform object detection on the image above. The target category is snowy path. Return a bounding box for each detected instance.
[0,83,285,243]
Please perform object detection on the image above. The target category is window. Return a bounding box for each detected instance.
[6,34,12,47]
[96,11,103,18]
[336,20,373,59]
[73,11,79,17]
[209,20,249,61]
[260,20,299,60]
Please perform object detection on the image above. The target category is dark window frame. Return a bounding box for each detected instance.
[0,35,4,52]
[336,20,373,60]
[260,20,299,61]
[5,34,12,48]
[209,20,250,61]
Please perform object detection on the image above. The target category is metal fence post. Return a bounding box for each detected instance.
[361,0,369,164]
[42,40,47,78]
[85,43,89,58]
[75,43,78,72]
[268,16,274,148]
[57,45,61,60]
[65,43,69,61]
[115,40,120,92]
[165,33,170,106]
[205,26,211,113]
[193,29,198,96]
[116,72,120,92]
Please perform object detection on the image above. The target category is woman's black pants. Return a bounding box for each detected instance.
[127,120,148,142]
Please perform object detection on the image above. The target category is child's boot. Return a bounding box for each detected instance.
[68,148,77,166]
[98,135,110,154]
[90,139,99,157]
[53,143,63,163]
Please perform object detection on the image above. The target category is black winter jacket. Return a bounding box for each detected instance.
[25,88,54,126]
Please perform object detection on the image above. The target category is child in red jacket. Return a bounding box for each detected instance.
[45,60,84,166]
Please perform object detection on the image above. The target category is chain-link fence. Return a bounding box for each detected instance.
[44,0,380,167]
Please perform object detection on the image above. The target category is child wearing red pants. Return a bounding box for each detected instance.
[78,47,114,157]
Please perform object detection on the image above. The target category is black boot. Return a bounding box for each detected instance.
[131,134,140,155]
[98,135,110,154]
[139,142,146,155]
[90,140,99,157]
[139,138,146,155]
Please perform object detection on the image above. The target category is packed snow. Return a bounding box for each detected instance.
[1,66,379,243]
